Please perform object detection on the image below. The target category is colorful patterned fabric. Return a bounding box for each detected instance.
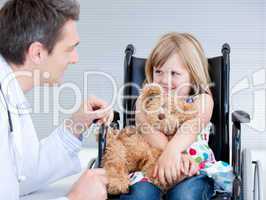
[185,123,234,193]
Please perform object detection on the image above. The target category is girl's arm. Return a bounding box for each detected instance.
[168,93,214,153]
[135,97,168,150]
[153,94,214,186]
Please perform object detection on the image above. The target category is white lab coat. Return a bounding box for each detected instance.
[0,55,82,200]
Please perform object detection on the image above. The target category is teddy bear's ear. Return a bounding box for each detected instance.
[175,99,196,111]
[140,83,162,98]
[177,101,198,123]
[183,102,194,111]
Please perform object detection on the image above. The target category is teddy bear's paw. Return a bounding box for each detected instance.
[108,184,129,195]
[108,178,130,195]
[141,83,162,97]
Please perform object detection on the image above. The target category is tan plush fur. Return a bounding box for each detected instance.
[102,84,197,194]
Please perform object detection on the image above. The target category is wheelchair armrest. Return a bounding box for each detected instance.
[231,110,250,200]
[232,110,250,125]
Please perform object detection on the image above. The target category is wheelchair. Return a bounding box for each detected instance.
[91,43,251,200]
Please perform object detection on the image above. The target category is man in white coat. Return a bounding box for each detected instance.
[0,0,111,199]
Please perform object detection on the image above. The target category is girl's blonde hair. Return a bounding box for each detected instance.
[145,32,212,96]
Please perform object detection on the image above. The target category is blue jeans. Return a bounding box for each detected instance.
[119,175,214,200]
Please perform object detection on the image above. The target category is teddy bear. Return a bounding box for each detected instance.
[102,83,198,195]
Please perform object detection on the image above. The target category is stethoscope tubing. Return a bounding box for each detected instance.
[0,83,13,133]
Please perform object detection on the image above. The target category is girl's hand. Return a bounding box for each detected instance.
[179,154,199,180]
[152,142,182,186]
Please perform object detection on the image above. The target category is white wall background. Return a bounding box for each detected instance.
[0,0,265,148]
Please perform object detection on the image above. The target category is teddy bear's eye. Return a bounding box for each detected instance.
[146,96,154,104]
[146,94,161,103]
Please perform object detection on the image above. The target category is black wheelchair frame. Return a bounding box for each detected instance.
[93,44,250,200]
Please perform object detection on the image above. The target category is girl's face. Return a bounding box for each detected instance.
[153,53,192,97]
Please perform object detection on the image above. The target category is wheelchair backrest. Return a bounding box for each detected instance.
[122,44,230,162]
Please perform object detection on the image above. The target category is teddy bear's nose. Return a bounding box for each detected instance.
[158,113,166,120]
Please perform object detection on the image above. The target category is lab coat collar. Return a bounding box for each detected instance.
[0,55,31,115]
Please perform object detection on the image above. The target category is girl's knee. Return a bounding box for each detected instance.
[120,182,161,200]
[165,175,214,200]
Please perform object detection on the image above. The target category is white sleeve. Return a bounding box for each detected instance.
[0,101,20,199]
[19,124,82,196]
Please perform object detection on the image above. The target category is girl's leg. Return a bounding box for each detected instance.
[164,175,214,200]
[120,182,161,200]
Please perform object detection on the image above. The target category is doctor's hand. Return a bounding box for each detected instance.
[68,168,108,200]
[66,96,113,136]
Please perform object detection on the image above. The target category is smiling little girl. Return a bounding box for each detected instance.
[120,32,233,200]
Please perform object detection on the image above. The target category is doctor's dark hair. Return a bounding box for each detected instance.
[0,0,80,65]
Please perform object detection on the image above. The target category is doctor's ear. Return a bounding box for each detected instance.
[27,42,48,65]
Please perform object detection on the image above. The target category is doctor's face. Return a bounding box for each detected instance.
[39,20,80,85]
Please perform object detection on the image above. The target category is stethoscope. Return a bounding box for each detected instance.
[0,83,13,133]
